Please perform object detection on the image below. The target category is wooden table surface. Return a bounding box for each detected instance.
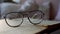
[0,18,60,34]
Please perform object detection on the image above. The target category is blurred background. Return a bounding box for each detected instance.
[0,0,60,20]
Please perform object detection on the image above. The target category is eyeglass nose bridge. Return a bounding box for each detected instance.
[22,12,30,18]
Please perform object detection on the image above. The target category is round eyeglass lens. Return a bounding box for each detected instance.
[28,11,44,24]
[5,12,23,27]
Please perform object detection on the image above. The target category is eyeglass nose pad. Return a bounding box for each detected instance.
[3,16,5,18]
[1,15,6,19]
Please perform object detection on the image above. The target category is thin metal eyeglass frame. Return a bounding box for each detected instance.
[4,10,45,27]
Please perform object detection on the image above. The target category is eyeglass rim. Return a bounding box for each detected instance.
[28,10,45,25]
[4,12,24,28]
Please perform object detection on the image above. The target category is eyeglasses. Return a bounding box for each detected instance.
[4,10,45,27]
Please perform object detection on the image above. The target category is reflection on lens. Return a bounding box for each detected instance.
[5,13,23,27]
[29,11,44,24]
